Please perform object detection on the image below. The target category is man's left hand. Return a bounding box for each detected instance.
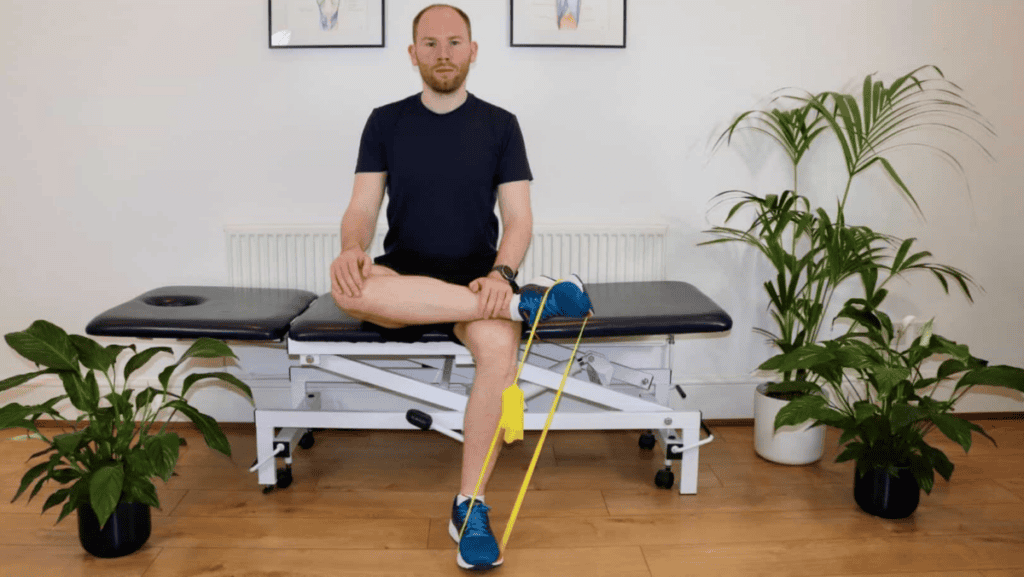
[469,272,514,319]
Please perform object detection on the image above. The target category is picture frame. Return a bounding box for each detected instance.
[269,0,385,48]
[511,0,626,48]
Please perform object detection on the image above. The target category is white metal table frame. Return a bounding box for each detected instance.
[252,336,710,495]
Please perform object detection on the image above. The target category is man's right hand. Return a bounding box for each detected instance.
[332,248,373,298]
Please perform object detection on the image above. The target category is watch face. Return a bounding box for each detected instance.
[495,265,515,281]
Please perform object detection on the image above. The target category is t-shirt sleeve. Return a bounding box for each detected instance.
[497,114,533,184]
[355,109,387,173]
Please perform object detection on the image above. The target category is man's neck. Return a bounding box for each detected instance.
[420,86,469,114]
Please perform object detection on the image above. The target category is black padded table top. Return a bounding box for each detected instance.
[288,281,732,342]
[86,286,318,341]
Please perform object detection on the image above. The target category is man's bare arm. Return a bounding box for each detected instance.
[493,179,533,272]
[334,172,386,297]
[341,172,387,252]
[471,179,532,319]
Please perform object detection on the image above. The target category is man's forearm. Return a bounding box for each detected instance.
[493,219,532,272]
[341,209,376,252]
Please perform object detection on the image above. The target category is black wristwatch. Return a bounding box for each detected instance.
[491,265,519,293]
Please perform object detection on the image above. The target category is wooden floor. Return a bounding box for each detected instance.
[1,420,1023,576]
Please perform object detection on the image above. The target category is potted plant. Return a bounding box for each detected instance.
[0,320,252,557]
[762,283,1024,518]
[703,65,990,464]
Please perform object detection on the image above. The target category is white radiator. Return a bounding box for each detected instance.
[225,223,666,293]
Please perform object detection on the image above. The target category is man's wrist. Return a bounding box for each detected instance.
[490,265,519,292]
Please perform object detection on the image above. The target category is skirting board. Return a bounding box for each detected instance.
[5,377,1022,423]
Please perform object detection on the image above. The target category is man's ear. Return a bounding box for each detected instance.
[470,41,478,64]
[408,43,418,65]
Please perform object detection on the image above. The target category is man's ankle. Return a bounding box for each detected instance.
[457,493,485,505]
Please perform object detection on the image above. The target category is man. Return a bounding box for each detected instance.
[329,4,592,571]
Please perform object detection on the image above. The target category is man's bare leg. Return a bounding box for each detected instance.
[453,318,520,496]
[334,265,513,328]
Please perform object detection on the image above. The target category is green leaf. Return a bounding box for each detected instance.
[4,321,78,371]
[181,372,254,401]
[104,344,136,365]
[146,433,181,482]
[922,444,954,482]
[763,381,822,396]
[852,401,878,424]
[159,364,176,391]
[83,371,101,411]
[0,403,47,432]
[164,400,231,456]
[53,431,86,456]
[123,347,173,384]
[872,365,911,398]
[759,345,833,373]
[890,403,926,430]
[930,413,974,453]
[13,461,50,503]
[135,387,163,411]
[909,452,935,494]
[773,395,828,429]
[835,443,864,464]
[56,480,88,525]
[955,365,1024,393]
[41,488,71,514]
[937,359,968,380]
[58,372,94,413]
[89,464,125,530]
[69,335,112,372]
[0,369,58,393]
[122,473,160,508]
[179,338,238,362]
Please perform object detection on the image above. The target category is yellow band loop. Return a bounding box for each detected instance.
[459,283,555,540]
[459,280,590,556]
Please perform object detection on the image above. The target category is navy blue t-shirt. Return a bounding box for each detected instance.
[355,93,533,274]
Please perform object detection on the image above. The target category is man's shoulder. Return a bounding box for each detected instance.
[467,93,518,122]
[371,94,422,117]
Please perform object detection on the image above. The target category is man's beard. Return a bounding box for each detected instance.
[419,61,470,94]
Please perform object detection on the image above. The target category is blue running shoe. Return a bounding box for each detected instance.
[449,497,502,570]
[517,274,594,325]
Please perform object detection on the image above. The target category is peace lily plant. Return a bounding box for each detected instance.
[763,291,1024,498]
[702,65,993,466]
[1,320,252,532]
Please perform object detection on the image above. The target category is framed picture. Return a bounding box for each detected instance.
[269,0,385,48]
[511,0,626,48]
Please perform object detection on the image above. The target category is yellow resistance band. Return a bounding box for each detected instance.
[459,283,590,556]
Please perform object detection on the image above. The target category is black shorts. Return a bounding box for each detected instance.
[364,251,495,344]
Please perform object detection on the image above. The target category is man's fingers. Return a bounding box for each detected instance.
[361,255,373,278]
[485,289,497,319]
[331,263,352,298]
[346,260,363,296]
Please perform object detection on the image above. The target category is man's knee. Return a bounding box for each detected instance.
[332,265,401,323]
[460,320,521,375]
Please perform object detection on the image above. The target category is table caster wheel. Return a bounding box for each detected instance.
[655,467,674,490]
[276,467,293,489]
[638,431,656,450]
[262,485,276,495]
[299,431,315,450]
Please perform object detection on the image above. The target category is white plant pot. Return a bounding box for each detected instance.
[754,383,826,465]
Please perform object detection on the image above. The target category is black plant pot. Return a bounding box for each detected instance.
[853,466,920,519]
[77,501,152,558]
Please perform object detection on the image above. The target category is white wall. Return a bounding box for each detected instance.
[2,0,1022,418]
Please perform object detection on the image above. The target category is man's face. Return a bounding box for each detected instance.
[409,7,477,94]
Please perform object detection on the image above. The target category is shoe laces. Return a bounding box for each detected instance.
[462,501,492,538]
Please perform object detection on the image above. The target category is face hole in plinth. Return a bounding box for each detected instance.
[142,295,207,307]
